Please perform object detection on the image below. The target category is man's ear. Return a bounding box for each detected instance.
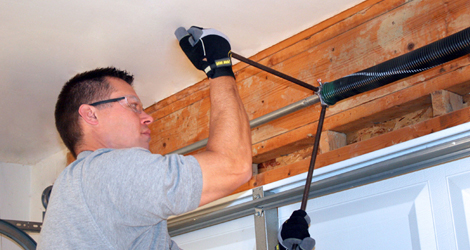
[78,104,99,125]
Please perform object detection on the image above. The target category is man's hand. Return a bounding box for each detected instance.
[175,26,234,79]
[277,210,316,250]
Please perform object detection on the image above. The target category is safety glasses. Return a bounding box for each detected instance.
[89,95,143,114]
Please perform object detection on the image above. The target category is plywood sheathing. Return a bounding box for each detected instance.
[145,0,470,193]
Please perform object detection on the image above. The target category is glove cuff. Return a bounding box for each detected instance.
[206,64,235,79]
[276,244,287,250]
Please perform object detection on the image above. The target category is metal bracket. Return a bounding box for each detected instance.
[252,186,264,200]
[2,220,42,233]
[252,163,259,176]
[253,187,279,250]
[316,79,329,107]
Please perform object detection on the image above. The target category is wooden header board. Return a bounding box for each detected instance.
[146,0,470,194]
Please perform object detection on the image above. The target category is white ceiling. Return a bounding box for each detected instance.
[0,0,364,165]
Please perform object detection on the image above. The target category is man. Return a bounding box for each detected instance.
[38,27,252,249]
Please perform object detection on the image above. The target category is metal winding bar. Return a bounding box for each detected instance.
[231,52,318,92]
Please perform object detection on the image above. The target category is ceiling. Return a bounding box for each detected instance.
[0,0,364,165]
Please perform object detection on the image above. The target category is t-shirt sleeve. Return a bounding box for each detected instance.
[81,148,203,226]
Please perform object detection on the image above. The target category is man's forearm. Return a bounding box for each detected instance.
[206,76,252,164]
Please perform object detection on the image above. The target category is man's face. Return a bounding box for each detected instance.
[95,77,154,150]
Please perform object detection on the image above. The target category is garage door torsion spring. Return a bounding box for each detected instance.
[319,26,470,106]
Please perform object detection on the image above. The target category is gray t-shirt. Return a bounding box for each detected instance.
[38,148,203,249]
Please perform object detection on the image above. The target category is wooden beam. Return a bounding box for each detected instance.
[431,90,464,117]
[148,0,470,156]
[234,104,470,193]
[319,131,347,154]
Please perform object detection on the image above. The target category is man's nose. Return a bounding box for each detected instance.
[141,111,154,125]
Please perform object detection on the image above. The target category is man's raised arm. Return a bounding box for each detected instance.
[175,26,252,206]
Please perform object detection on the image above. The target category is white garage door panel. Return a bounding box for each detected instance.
[171,123,470,250]
[288,183,436,250]
[171,156,470,250]
[448,170,470,249]
[172,215,256,250]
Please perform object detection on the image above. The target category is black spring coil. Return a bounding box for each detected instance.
[320,27,470,106]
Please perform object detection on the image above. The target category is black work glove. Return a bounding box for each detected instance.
[175,26,234,79]
[276,210,316,250]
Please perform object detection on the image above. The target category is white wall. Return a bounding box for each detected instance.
[0,162,31,249]
[30,149,67,222]
[0,148,67,249]
[29,149,68,242]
